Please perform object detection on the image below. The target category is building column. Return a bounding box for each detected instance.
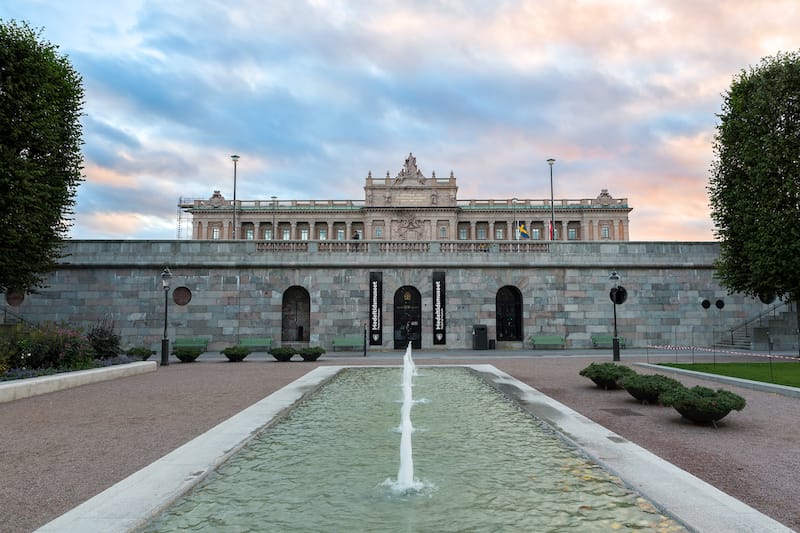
[290,221,297,240]
[488,221,495,240]
[469,221,476,240]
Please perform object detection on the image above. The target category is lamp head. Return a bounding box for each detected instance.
[547,158,555,166]
[161,266,173,289]
[231,154,240,163]
[609,271,620,286]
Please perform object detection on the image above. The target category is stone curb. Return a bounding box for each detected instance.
[0,361,157,404]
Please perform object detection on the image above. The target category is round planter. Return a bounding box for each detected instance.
[624,386,662,404]
[674,406,732,423]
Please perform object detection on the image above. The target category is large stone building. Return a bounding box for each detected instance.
[179,153,632,242]
[6,155,795,353]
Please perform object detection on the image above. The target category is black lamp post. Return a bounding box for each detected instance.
[160,266,172,366]
[547,158,556,240]
[512,197,518,240]
[271,195,277,240]
[609,270,627,362]
[231,154,240,239]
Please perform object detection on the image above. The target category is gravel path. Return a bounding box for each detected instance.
[1,351,797,532]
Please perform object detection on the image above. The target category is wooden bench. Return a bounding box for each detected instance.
[173,338,209,351]
[529,335,566,349]
[591,335,627,349]
[332,336,364,351]
[238,338,273,351]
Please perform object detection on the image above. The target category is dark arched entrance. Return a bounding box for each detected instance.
[394,286,421,349]
[496,286,523,341]
[282,286,310,343]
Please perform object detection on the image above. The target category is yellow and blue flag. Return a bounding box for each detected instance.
[518,222,530,239]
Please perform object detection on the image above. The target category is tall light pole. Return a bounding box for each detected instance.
[160,266,173,366]
[271,195,277,240]
[512,197,518,240]
[547,158,556,240]
[231,154,240,239]
[608,270,627,362]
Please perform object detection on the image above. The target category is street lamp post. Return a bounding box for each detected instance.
[231,154,240,239]
[547,158,556,240]
[608,270,627,362]
[160,266,173,366]
[271,195,277,240]
[512,197,518,240]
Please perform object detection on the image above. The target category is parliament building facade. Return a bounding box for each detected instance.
[179,154,632,243]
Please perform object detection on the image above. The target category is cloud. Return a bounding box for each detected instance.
[3,0,799,241]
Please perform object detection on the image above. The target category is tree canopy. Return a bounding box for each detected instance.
[708,51,800,303]
[0,20,84,294]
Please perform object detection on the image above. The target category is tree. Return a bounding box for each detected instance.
[708,51,800,329]
[0,20,84,295]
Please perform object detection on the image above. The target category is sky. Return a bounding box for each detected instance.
[2,1,799,241]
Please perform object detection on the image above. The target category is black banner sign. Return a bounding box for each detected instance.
[432,271,446,344]
[369,272,383,345]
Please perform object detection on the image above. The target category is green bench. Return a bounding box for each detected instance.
[332,336,364,351]
[238,338,273,351]
[591,335,627,349]
[173,338,209,351]
[529,335,566,349]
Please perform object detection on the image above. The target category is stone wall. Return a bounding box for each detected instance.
[10,240,776,352]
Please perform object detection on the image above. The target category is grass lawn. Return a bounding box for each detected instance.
[659,361,800,388]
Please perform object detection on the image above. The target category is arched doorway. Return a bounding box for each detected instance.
[394,286,421,349]
[282,286,310,343]
[496,286,523,341]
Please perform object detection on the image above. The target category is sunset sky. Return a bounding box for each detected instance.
[3,1,799,241]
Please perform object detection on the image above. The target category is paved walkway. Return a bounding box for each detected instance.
[1,349,797,531]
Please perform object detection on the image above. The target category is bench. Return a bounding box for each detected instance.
[173,338,209,351]
[332,336,364,351]
[238,338,273,351]
[529,335,566,349]
[591,335,627,349]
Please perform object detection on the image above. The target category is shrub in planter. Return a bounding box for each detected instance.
[269,346,297,362]
[660,385,746,424]
[222,346,252,362]
[620,373,683,404]
[172,347,203,363]
[126,347,155,360]
[579,362,636,390]
[299,346,325,361]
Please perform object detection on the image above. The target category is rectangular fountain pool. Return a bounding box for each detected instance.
[143,366,684,532]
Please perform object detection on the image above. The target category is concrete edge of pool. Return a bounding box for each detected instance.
[36,364,790,533]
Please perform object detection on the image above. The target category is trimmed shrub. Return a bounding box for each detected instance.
[269,346,297,362]
[660,385,746,424]
[299,346,325,361]
[126,347,155,360]
[222,346,252,362]
[620,373,683,404]
[579,362,636,390]
[172,347,203,363]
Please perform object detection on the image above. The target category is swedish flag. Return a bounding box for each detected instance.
[518,222,530,239]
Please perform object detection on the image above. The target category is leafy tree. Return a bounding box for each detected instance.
[0,20,84,294]
[708,52,800,318]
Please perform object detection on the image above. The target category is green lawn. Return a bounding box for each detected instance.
[659,362,800,388]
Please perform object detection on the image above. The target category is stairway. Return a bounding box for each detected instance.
[713,328,751,350]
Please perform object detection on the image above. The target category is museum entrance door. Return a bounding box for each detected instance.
[393,286,421,349]
[496,285,523,341]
